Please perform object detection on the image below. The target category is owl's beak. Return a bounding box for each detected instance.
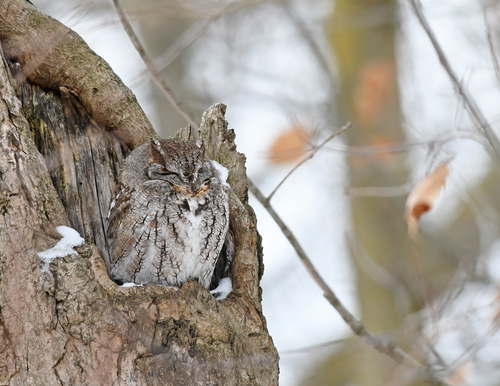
[191,183,209,196]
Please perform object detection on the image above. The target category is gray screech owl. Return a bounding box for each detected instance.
[106,138,232,290]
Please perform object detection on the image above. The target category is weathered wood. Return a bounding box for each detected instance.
[0,0,156,150]
[0,47,68,386]
[0,0,279,384]
[19,82,126,264]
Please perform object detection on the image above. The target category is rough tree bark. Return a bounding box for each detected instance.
[0,0,279,385]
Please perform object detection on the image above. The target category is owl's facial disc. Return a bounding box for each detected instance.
[145,162,202,196]
[147,163,180,184]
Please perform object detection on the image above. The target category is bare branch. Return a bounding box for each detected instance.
[267,122,350,201]
[484,7,500,90]
[280,337,352,355]
[283,2,338,93]
[248,180,452,386]
[334,130,487,157]
[130,20,214,89]
[408,0,500,163]
[346,233,412,318]
[112,0,199,128]
[345,183,411,197]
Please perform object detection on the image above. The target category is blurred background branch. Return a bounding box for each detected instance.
[408,0,500,163]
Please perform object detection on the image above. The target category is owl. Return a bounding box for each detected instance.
[106,138,232,290]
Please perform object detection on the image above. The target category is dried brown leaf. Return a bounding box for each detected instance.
[405,163,449,239]
[445,363,470,386]
[268,126,309,164]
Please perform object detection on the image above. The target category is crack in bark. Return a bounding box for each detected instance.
[52,337,68,386]
[149,299,160,354]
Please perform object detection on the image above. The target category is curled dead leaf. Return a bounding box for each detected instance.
[405,163,449,239]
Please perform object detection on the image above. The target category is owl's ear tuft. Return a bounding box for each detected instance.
[196,128,203,147]
[149,140,164,165]
[197,138,206,159]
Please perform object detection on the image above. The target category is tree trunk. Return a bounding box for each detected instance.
[0,0,279,384]
[303,1,414,385]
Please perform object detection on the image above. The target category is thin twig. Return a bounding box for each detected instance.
[280,337,352,355]
[448,320,500,379]
[408,0,500,163]
[130,19,214,89]
[484,7,500,90]
[112,0,199,128]
[249,180,452,386]
[346,233,412,318]
[334,130,486,157]
[267,122,350,201]
[345,183,412,197]
[283,2,338,93]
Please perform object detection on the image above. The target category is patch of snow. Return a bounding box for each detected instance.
[121,282,138,288]
[121,282,181,290]
[211,160,230,188]
[38,226,85,273]
[210,277,232,300]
